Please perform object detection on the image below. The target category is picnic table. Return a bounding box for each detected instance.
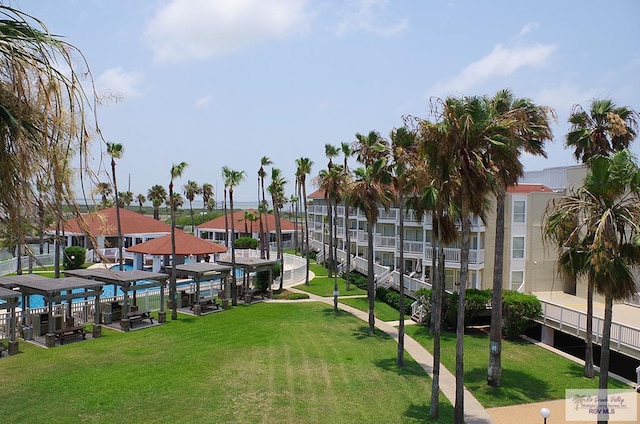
[53,325,86,345]
[127,310,154,327]
[190,297,220,312]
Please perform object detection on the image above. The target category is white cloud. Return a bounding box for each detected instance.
[144,0,311,63]
[96,67,145,100]
[334,0,407,37]
[516,22,539,39]
[433,43,557,96]
[194,96,212,109]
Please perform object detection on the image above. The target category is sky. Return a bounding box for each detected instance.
[17,0,640,205]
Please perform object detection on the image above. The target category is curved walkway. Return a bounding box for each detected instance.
[275,277,493,423]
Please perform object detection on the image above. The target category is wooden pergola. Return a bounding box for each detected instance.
[0,286,19,355]
[0,274,104,348]
[217,257,278,301]
[62,268,168,331]
[171,263,232,314]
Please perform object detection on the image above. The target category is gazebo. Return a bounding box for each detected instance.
[217,257,278,302]
[171,263,232,314]
[0,274,104,348]
[126,229,227,272]
[62,268,168,332]
[0,286,19,355]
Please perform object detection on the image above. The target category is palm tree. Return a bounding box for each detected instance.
[183,180,201,233]
[136,193,146,213]
[222,167,231,248]
[118,191,133,208]
[95,182,112,208]
[268,168,287,291]
[259,156,273,259]
[340,142,354,290]
[225,167,246,305]
[426,95,495,423]
[418,116,460,419]
[295,157,314,285]
[324,144,340,277]
[169,162,188,320]
[563,98,639,378]
[350,130,392,336]
[317,165,346,311]
[389,126,419,366]
[147,185,167,220]
[486,89,554,387]
[201,183,214,213]
[544,150,640,422]
[106,142,125,271]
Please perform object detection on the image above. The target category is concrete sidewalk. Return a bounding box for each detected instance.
[285,287,494,423]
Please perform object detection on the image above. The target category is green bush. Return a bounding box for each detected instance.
[274,290,309,300]
[502,290,542,339]
[233,237,259,249]
[63,246,86,270]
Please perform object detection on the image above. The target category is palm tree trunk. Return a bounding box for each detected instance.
[230,189,238,306]
[262,178,270,260]
[303,183,310,286]
[597,294,614,424]
[112,159,123,271]
[327,196,334,278]
[488,186,505,386]
[344,200,351,291]
[170,182,178,320]
[367,221,375,336]
[585,276,595,378]
[397,200,405,367]
[455,194,471,424]
[223,189,229,247]
[333,203,339,312]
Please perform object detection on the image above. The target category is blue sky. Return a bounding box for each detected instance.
[20,0,640,204]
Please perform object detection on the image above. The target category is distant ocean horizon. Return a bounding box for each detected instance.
[75,198,262,210]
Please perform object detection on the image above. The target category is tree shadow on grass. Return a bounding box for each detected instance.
[404,401,455,423]
[466,366,552,404]
[374,356,428,377]
[351,325,389,341]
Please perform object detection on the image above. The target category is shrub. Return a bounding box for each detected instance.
[234,237,258,249]
[63,246,86,270]
[274,290,309,300]
[255,262,282,292]
[502,290,542,339]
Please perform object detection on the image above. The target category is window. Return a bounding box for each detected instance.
[511,271,524,291]
[512,237,524,258]
[513,200,526,223]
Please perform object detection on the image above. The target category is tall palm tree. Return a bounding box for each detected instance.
[486,89,554,387]
[340,141,354,290]
[390,126,419,367]
[222,166,231,248]
[118,191,133,208]
[544,150,640,423]
[318,165,346,311]
[563,98,639,378]
[95,182,112,208]
[147,185,167,220]
[295,157,314,285]
[136,193,146,213]
[169,161,188,320]
[324,144,340,277]
[183,180,201,233]
[259,156,273,259]
[225,167,246,305]
[106,142,125,270]
[350,129,392,335]
[201,182,214,213]
[428,95,494,423]
[268,168,287,291]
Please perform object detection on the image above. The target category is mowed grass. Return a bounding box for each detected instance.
[405,325,631,408]
[337,297,411,322]
[294,262,367,297]
[1,303,452,423]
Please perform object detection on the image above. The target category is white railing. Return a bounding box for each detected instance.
[424,247,485,264]
[539,300,640,354]
[0,254,57,276]
[374,235,396,249]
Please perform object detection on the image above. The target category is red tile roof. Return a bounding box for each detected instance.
[126,229,227,256]
[507,184,553,194]
[61,206,172,235]
[196,209,295,232]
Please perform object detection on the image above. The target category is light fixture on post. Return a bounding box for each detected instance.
[540,407,551,423]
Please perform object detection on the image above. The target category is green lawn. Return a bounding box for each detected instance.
[294,262,367,297]
[404,325,630,408]
[1,303,451,423]
[338,297,411,322]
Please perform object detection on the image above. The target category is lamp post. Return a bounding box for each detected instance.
[540,407,551,423]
